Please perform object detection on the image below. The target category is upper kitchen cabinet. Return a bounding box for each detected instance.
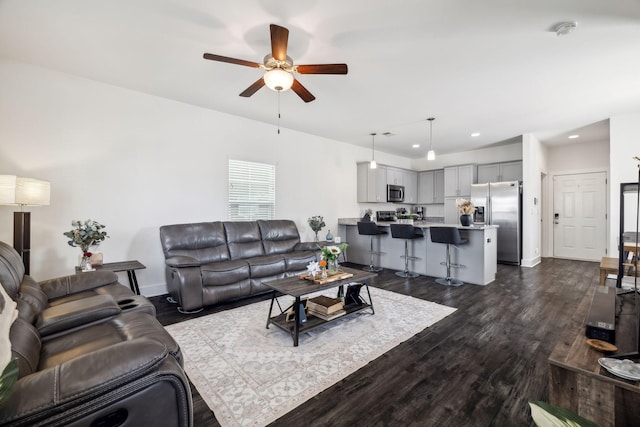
[477,161,522,183]
[357,162,387,202]
[386,167,404,186]
[444,164,476,198]
[418,169,445,204]
[403,170,418,203]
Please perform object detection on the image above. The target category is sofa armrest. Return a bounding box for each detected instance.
[36,295,121,337]
[38,271,120,300]
[294,242,321,252]
[165,256,200,268]
[0,338,169,425]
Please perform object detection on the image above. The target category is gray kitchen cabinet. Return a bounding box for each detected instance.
[444,164,476,198]
[418,169,444,204]
[386,167,404,186]
[357,162,387,202]
[477,160,522,183]
[403,170,418,203]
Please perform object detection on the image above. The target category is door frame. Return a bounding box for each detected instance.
[545,168,609,260]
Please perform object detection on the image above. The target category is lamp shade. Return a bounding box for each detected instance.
[263,69,294,92]
[0,175,50,206]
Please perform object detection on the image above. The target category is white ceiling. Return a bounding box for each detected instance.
[1,0,638,158]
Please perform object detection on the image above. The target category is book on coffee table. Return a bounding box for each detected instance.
[306,295,344,315]
[308,309,346,321]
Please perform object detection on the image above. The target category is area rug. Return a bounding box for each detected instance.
[165,287,456,427]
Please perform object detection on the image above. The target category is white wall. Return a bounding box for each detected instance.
[0,59,413,295]
[609,112,640,256]
[411,140,522,171]
[521,133,546,267]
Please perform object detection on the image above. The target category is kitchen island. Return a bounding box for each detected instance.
[339,218,498,285]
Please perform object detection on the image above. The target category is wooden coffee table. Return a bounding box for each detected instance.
[264,266,377,346]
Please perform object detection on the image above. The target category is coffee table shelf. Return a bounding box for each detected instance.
[264,266,378,346]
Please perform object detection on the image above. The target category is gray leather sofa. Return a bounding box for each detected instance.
[0,241,193,426]
[160,220,320,313]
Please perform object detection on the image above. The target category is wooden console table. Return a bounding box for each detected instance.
[548,285,640,426]
[76,260,146,295]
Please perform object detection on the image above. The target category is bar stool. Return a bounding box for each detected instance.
[357,221,387,272]
[390,224,424,278]
[430,227,467,286]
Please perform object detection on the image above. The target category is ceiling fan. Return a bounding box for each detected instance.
[203,24,348,103]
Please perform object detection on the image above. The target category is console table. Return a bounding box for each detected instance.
[76,260,146,295]
[548,285,640,426]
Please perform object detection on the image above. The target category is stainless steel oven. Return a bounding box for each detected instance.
[387,184,404,203]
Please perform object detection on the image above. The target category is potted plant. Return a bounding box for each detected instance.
[457,199,475,226]
[397,213,415,224]
[308,215,326,243]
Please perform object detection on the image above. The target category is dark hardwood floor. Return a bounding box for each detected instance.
[152,257,599,426]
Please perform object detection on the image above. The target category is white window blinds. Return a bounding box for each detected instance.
[228,159,276,221]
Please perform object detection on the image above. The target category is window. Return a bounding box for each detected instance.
[228,159,276,221]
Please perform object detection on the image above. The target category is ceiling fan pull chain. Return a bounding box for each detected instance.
[277,90,281,134]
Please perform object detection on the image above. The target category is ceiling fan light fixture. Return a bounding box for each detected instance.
[263,68,294,92]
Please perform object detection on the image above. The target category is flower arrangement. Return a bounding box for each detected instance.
[308,215,326,242]
[457,199,475,215]
[63,220,109,257]
[320,243,348,262]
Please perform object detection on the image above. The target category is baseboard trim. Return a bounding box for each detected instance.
[521,256,541,268]
[138,282,168,297]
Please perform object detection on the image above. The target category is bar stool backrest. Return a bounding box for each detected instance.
[390,223,423,239]
[429,227,467,245]
[357,221,386,236]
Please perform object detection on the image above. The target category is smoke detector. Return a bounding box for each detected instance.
[555,21,577,36]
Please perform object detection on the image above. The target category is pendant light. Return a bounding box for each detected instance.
[427,117,436,161]
[370,132,377,169]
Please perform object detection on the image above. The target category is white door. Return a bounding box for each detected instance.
[553,172,607,261]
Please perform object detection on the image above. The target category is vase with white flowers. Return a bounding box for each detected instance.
[320,243,348,274]
[63,219,109,271]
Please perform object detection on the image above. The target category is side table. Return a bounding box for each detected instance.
[76,260,146,295]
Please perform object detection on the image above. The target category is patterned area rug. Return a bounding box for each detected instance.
[165,287,456,427]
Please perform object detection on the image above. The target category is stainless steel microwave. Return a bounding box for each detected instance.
[387,184,404,203]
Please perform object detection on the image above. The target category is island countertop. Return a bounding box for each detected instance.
[338,217,498,230]
[338,218,497,285]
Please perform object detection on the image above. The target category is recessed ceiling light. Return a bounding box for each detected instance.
[568,134,580,139]
[412,144,420,148]
[471,132,480,137]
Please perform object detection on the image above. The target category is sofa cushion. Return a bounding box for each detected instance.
[224,222,264,260]
[247,255,286,278]
[160,222,230,264]
[283,251,318,272]
[257,220,301,255]
[0,241,25,299]
[201,259,250,286]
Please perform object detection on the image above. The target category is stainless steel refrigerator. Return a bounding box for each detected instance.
[470,181,522,265]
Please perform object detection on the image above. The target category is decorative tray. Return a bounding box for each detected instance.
[300,271,354,284]
[598,357,640,381]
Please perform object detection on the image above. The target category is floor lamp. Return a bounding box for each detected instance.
[0,175,50,275]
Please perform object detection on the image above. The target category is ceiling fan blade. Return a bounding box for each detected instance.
[296,64,348,75]
[239,78,266,97]
[203,53,261,68]
[270,24,289,62]
[291,79,316,103]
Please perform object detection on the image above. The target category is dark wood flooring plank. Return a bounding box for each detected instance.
[152,258,599,427]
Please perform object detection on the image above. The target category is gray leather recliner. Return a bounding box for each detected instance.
[0,241,193,426]
[160,219,320,313]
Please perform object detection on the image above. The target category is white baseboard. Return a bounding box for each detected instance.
[138,282,168,297]
[521,256,541,268]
